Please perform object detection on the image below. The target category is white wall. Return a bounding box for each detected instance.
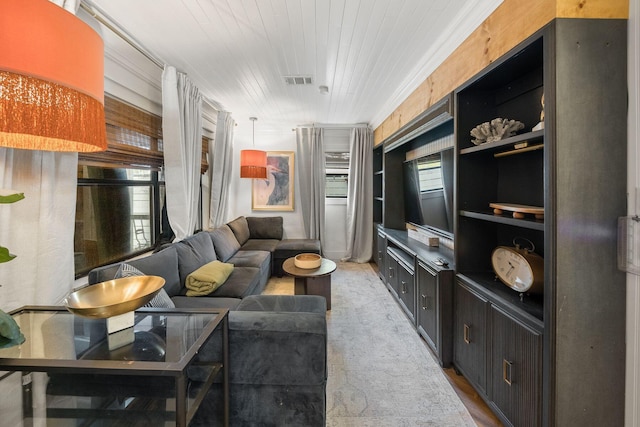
[627,1,640,425]
[227,125,306,239]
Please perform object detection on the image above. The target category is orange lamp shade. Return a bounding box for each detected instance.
[0,0,107,152]
[240,149,268,179]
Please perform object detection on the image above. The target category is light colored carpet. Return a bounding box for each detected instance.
[264,261,476,427]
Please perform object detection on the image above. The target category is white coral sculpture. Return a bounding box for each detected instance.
[470,118,524,145]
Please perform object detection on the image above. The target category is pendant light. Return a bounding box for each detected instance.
[0,0,106,152]
[240,117,267,179]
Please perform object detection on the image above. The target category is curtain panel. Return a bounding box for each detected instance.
[162,66,203,241]
[296,127,326,249]
[208,111,235,228]
[343,127,373,263]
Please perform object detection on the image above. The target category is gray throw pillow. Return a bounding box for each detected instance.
[209,225,241,262]
[227,216,250,245]
[115,263,175,308]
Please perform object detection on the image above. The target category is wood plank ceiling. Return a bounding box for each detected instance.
[85,0,502,137]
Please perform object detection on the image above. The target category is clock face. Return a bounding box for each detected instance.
[491,247,534,292]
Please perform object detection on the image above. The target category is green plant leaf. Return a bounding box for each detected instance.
[0,192,25,204]
[0,246,16,263]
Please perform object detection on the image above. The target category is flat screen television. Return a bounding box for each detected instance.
[403,148,454,237]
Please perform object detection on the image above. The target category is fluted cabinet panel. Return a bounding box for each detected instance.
[454,281,488,394]
[490,305,542,427]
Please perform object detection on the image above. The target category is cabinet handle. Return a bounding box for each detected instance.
[388,266,394,278]
[421,294,431,310]
[401,280,407,294]
[463,324,471,344]
[503,359,513,386]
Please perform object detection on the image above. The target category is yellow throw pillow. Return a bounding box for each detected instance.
[185,260,234,296]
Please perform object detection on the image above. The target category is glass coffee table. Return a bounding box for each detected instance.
[0,306,229,426]
[282,257,336,309]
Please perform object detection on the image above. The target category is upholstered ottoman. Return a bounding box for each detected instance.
[193,295,327,426]
[273,239,322,277]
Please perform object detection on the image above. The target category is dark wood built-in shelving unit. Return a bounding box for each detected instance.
[372,17,627,427]
[454,19,627,427]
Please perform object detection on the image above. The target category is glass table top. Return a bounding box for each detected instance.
[0,307,227,374]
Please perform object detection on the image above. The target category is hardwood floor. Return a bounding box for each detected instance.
[443,367,503,427]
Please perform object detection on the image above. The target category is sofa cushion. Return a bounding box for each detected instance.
[240,239,280,253]
[246,216,283,240]
[171,296,242,310]
[228,250,270,269]
[175,232,218,287]
[208,267,261,298]
[209,225,240,262]
[114,263,175,308]
[275,239,322,253]
[185,260,235,296]
[227,216,250,246]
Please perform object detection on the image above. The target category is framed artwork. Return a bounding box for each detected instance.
[252,151,295,211]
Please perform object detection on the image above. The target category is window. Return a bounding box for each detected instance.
[74,166,162,277]
[74,96,167,278]
[325,151,349,198]
[417,157,443,192]
[326,173,349,198]
[74,95,213,278]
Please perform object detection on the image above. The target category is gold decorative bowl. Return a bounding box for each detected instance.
[294,253,322,269]
[65,276,166,319]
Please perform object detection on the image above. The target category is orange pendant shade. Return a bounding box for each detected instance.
[240,149,268,179]
[0,0,106,152]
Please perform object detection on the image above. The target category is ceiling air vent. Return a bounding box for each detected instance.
[284,75,313,85]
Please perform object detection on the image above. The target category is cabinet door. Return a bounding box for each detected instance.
[417,263,438,351]
[454,281,487,393]
[376,232,386,281]
[386,251,399,296]
[397,261,416,322]
[490,306,542,427]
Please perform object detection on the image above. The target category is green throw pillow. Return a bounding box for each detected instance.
[185,260,234,297]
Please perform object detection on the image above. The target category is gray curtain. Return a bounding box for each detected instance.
[343,127,373,262]
[296,127,326,250]
[162,65,203,241]
[208,111,235,228]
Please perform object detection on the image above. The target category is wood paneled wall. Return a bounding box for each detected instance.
[373,0,629,146]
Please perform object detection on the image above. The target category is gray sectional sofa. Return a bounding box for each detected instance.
[87,216,327,426]
[89,215,320,308]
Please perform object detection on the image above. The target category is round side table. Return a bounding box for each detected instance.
[282,257,336,310]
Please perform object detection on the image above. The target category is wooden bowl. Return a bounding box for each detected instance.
[65,276,165,319]
[294,253,322,269]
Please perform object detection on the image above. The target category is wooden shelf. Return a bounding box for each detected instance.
[459,130,544,155]
[459,209,544,231]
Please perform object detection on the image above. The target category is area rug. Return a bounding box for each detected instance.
[264,261,476,426]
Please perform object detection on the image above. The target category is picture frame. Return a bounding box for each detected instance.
[251,151,295,211]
